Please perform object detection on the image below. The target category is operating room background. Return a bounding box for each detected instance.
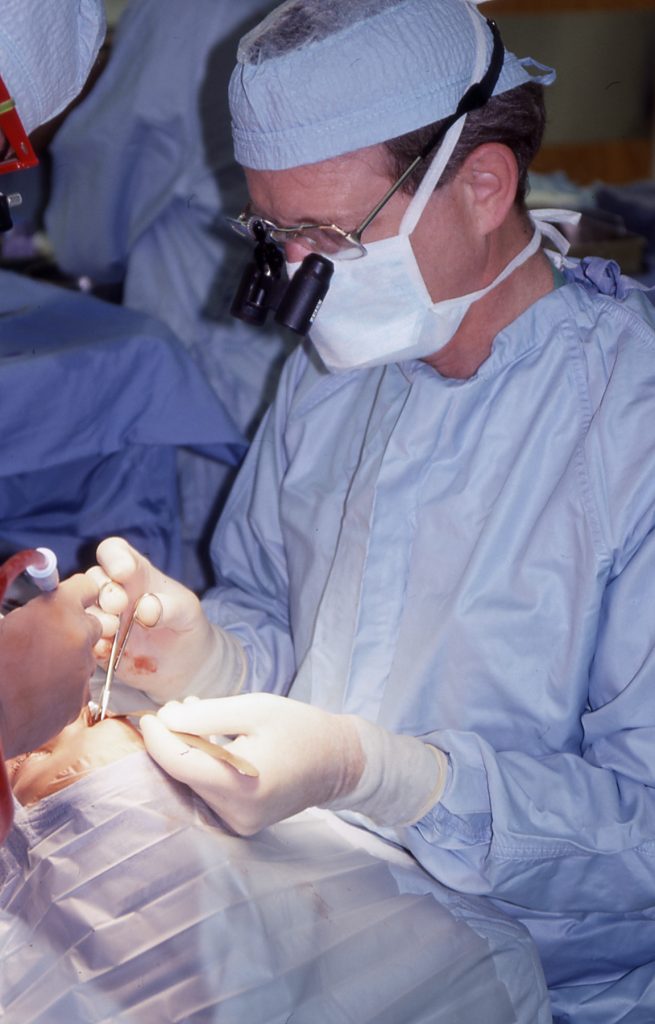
[487,0,655,185]
[104,0,655,186]
[100,0,655,275]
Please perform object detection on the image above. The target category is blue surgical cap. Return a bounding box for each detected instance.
[229,0,555,170]
[0,0,106,134]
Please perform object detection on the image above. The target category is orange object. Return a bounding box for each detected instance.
[0,72,38,175]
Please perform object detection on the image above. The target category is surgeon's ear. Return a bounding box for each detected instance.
[458,143,519,236]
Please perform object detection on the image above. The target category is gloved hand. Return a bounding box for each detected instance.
[87,537,246,703]
[0,573,102,758]
[140,693,448,835]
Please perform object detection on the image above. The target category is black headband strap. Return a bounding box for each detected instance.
[418,17,505,163]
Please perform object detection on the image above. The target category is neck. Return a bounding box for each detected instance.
[422,237,555,380]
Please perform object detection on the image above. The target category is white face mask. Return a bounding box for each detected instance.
[302,221,543,372]
[292,189,576,373]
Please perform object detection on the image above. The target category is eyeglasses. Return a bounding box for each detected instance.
[228,137,456,261]
[0,73,38,175]
[228,208,368,261]
[228,19,504,261]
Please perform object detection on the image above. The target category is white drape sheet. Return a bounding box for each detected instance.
[0,752,550,1023]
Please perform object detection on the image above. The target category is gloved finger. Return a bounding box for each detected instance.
[157,694,269,737]
[141,714,239,792]
[85,564,111,591]
[84,566,122,619]
[95,536,140,584]
[58,572,108,611]
[134,592,162,628]
[86,604,121,637]
[94,592,162,653]
[138,589,199,631]
[83,608,104,645]
[97,580,129,616]
[94,634,118,663]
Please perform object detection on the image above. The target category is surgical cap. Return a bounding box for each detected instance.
[229,0,554,170]
[0,0,106,135]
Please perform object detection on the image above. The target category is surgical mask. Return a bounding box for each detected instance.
[299,109,573,372]
[302,224,542,373]
[0,0,106,135]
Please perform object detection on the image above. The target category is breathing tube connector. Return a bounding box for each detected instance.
[0,547,59,605]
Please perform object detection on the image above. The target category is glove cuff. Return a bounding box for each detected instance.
[323,716,448,827]
[168,623,247,702]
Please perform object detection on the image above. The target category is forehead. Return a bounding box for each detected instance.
[243,144,394,225]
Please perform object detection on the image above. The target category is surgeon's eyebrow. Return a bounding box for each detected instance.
[247,202,295,227]
[248,196,340,230]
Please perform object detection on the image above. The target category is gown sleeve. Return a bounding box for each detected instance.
[401,321,655,914]
[201,348,310,694]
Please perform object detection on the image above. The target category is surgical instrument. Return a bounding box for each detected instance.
[114,593,159,671]
[92,593,159,723]
[96,615,121,722]
[129,710,259,777]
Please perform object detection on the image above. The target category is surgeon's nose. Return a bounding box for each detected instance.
[285,239,314,264]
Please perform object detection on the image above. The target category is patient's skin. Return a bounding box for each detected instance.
[6,705,144,806]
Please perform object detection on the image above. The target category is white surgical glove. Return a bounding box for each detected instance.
[140,693,447,835]
[88,537,247,703]
[328,715,449,826]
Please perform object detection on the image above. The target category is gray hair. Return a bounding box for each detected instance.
[238,0,405,63]
[384,82,546,208]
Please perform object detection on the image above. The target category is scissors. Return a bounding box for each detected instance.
[95,614,121,722]
[95,595,154,722]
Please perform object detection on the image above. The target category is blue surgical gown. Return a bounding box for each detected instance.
[202,258,655,1022]
[0,270,244,579]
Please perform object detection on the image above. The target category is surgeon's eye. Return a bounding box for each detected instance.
[275,227,364,260]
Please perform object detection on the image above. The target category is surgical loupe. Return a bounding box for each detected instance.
[230,219,333,335]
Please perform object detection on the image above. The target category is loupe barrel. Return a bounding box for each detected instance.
[231,262,278,325]
[275,254,333,335]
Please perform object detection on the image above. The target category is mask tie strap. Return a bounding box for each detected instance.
[435,226,543,310]
[400,8,499,238]
[529,208,581,268]
[399,117,467,237]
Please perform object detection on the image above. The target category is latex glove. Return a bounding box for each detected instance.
[87,537,246,704]
[0,573,102,758]
[141,693,447,836]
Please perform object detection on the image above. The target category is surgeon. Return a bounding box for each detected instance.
[90,1,655,1021]
[0,0,106,840]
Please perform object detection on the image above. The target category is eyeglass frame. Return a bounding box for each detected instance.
[0,73,38,175]
[228,19,505,261]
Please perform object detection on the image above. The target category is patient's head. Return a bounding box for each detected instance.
[6,705,144,805]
